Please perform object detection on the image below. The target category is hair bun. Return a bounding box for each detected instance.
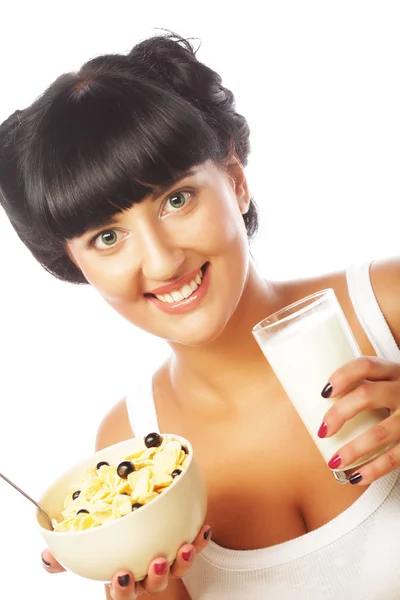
[128,34,220,108]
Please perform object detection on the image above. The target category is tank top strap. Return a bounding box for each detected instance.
[125,376,160,438]
[346,262,400,362]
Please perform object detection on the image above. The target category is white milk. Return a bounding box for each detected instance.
[258,304,387,470]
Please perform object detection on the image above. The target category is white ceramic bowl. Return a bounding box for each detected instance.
[37,434,207,582]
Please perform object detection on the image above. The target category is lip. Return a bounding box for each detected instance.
[147,263,211,316]
[146,266,203,296]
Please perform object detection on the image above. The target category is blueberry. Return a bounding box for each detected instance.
[77,509,89,515]
[172,469,182,478]
[117,461,135,479]
[72,490,81,500]
[144,433,162,448]
[96,461,109,469]
[132,503,143,511]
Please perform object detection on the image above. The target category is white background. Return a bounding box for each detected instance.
[0,1,399,597]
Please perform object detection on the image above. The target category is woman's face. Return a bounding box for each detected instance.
[67,159,251,346]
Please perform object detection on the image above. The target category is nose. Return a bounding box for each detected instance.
[139,225,185,282]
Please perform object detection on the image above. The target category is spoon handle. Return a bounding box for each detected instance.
[0,471,53,529]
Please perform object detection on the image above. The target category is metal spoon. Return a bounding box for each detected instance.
[0,471,53,529]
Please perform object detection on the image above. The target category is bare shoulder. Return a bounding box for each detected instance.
[277,257,400,350]
[370,256,400,346]
[95,398,134,451]
[276,266,351,312]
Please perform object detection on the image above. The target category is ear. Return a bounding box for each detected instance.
[226,153,251,215]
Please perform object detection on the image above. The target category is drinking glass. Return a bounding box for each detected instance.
[252,289,389,483]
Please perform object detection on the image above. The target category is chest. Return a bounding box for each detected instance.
[155,385,366,550]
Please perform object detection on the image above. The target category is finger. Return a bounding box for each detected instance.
[191,524,212,554]
[323,356,400,397]
[326,411,400,471]
[170,525,212,579]
[141,558,169,595]
[320,381,394,437]
[341,439,400,485]
[109,570,137,600]
[170,544,196,579]
[41,550,66,574]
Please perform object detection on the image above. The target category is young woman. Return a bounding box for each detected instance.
[1,34,399,600]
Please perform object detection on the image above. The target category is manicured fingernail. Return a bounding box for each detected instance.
[41,556,51,568]
[321,383,333,398]
[349,472,362,485]
[328,454,342,469]
[318,421,328,438]
[182,549,194,561]
[118,574,130,587]
[154,560,168,576]
[204,527,212,540]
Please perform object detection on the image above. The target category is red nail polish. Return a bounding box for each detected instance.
[154,561,168,576]
[182,549,194,561]
[328,454,342,469]
[318,421,328,438]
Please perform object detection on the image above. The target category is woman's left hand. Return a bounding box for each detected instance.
[318,356,400,485]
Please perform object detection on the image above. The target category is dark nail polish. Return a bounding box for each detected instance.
[321,383,333,398]
[318,421,328,438]
[204,527,212,540]
[41,557,51,568]
[118,574,130,587]
[182,549,194,561]
[349,472,362,485]
[328,454,342,469]
[154,561,168,576]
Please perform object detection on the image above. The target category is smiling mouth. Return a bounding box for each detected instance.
[145,263,209,304]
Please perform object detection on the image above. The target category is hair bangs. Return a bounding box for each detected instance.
[21,70,223,240]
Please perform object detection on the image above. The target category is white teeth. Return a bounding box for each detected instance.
[181,284,193,299]
[171,290,184,302]
[154,268,204,304]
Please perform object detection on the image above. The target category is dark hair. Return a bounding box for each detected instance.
[0,33,259,284]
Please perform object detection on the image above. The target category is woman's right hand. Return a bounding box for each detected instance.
[41,524,212,599]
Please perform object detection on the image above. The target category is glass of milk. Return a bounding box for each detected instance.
[252,289,389,483]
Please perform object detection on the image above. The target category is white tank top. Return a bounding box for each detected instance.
[126,263,400,599]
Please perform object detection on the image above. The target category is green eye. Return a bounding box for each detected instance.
[166,191,190,212]
[99,230,118,246]
[93,229,120,250]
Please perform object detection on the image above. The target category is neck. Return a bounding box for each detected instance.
[168,262,284,400]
